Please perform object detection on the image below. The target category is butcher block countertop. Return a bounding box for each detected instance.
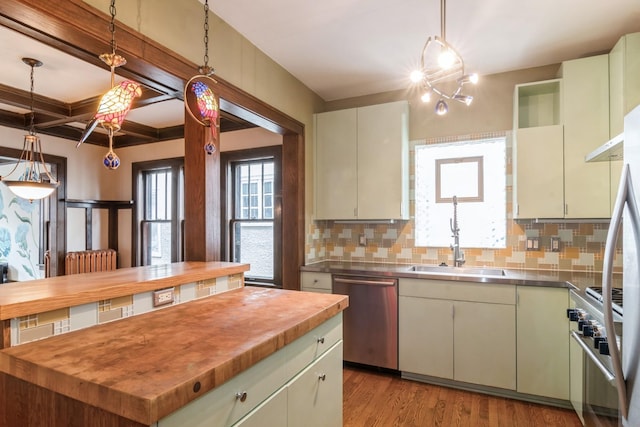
[0,287,348,425]
[0,261,249,320]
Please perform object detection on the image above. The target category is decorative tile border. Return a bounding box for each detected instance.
[11,273,245,346]
[306,131,621,273]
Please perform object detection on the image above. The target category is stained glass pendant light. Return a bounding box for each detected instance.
[1,58,59,202]
[76,0,142,169]
[409,0,478,115]
[184,0,220,155]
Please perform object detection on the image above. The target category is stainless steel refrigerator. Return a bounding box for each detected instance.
[603,103,640,425]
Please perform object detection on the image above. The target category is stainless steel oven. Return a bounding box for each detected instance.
[568,287,623,426]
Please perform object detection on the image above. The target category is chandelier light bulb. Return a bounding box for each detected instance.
[435,99,449,115]
[421,91,431,103]
[410,70,424,83]
[468,73,479,84]
[438,48,455,69]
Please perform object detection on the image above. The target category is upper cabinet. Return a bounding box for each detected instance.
[609,32,640,137]
[513,79,564,218]
[561,54,611,218]
[514,54,618,219]
[314,101,409,220]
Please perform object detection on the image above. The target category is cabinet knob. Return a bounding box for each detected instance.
[313,279,318,284]
[318,373,326,381]
[317,337,325,344]
[235,391,248,402]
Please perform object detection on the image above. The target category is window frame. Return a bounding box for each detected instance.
[131,157,184,267]
[221,146,283,287]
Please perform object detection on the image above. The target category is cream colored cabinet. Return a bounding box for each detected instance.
[516,286,570,400]
[233,386,287,427]
[513,79,564,219]
[314,101,409,220]
[399,279,516,390]
[562,54,611,218]
[514,125,564,218]
[399,296,453,379]
[158,314,343,427]
[300,271,332,294]
[454,300,516,389]
[287,342,343,427]
[609,32,640,136]
[515,54,617,219]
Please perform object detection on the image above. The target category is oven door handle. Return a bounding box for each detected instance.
[570,331,616,385]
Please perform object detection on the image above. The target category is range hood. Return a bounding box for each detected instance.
[585,133,624,162]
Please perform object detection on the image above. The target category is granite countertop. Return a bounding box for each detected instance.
[0,287,348,425]
[301,261,622,291]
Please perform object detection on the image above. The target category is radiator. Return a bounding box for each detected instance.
[65,249,117,275]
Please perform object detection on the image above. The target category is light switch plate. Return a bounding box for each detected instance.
[153,288,175,307]
[526,237,539,251]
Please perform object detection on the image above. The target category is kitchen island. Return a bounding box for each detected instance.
[0,263,348,426]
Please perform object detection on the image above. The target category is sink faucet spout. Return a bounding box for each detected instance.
[450,196,465,267]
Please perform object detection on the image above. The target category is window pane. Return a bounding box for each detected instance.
[233,221,274,280]
[143,222,172,265]
[414,138,506,248]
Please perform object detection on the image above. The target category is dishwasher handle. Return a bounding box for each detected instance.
[333,277,397,287]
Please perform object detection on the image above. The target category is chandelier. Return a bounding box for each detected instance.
[1,58,59,202]
[410,0,478,115]
[184,0,220,155]
[76,0,141,170]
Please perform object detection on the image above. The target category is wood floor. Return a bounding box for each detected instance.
[343,366,582,427]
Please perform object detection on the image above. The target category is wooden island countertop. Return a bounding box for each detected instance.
[0,261,249,321]
[0,286,348,425]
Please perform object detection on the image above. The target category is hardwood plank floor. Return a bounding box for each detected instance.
[343,366,582,427]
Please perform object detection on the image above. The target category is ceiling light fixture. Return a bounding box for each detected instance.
[76,0,141,170]
[1,58,59,202]
[184,0,220,155]
[410,0,478,115]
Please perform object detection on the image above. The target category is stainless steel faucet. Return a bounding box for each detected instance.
[450,195,465,267]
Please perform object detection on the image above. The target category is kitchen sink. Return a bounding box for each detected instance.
[408,265,506,277]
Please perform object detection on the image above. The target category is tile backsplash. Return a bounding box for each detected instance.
[305,131,621,273]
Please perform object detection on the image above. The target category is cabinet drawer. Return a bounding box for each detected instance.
[287,312,343,379]
[399,278,515,305]
[300,272,332,290]
[158,346,288,427]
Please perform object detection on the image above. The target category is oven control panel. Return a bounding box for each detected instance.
[567,308,610,355]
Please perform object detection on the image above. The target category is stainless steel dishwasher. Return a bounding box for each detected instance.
[332,275,398,370]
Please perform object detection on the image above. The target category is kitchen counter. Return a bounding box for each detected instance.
[0,261,250,321]
[0,287,348,425]
[301,261,622,291]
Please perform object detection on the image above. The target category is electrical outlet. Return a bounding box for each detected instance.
[359,234,366,246]
[153,288,174,307]
[550,237,561,252]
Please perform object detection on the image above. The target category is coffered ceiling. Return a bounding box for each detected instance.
[0,24,254,148]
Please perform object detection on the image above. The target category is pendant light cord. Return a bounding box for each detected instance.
[203,0,210,69]
[440,0,446,41]
[28,63,36,136]
[108,0,117,55]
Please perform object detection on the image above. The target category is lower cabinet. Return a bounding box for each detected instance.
[399,278,571,401]
[300,272,332,293]
[157,314,343,427]
[516,286,570,400]
[399,279,516,390]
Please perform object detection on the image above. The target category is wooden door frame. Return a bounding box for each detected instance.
[0,0,305,290]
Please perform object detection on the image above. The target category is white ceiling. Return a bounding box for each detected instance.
[210,0,640,101]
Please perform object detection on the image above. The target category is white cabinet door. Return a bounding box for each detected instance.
[315,108,357,219]
[514,125,564,218]
[399,296,454,379]
[356,101,409,220]
[562,55,611,218]
[233,386,287,427]
[287,341,343,427]
[314,101,408,220]
[454,301,516,390]
[300,272,332,293]
[516,286,570,400]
